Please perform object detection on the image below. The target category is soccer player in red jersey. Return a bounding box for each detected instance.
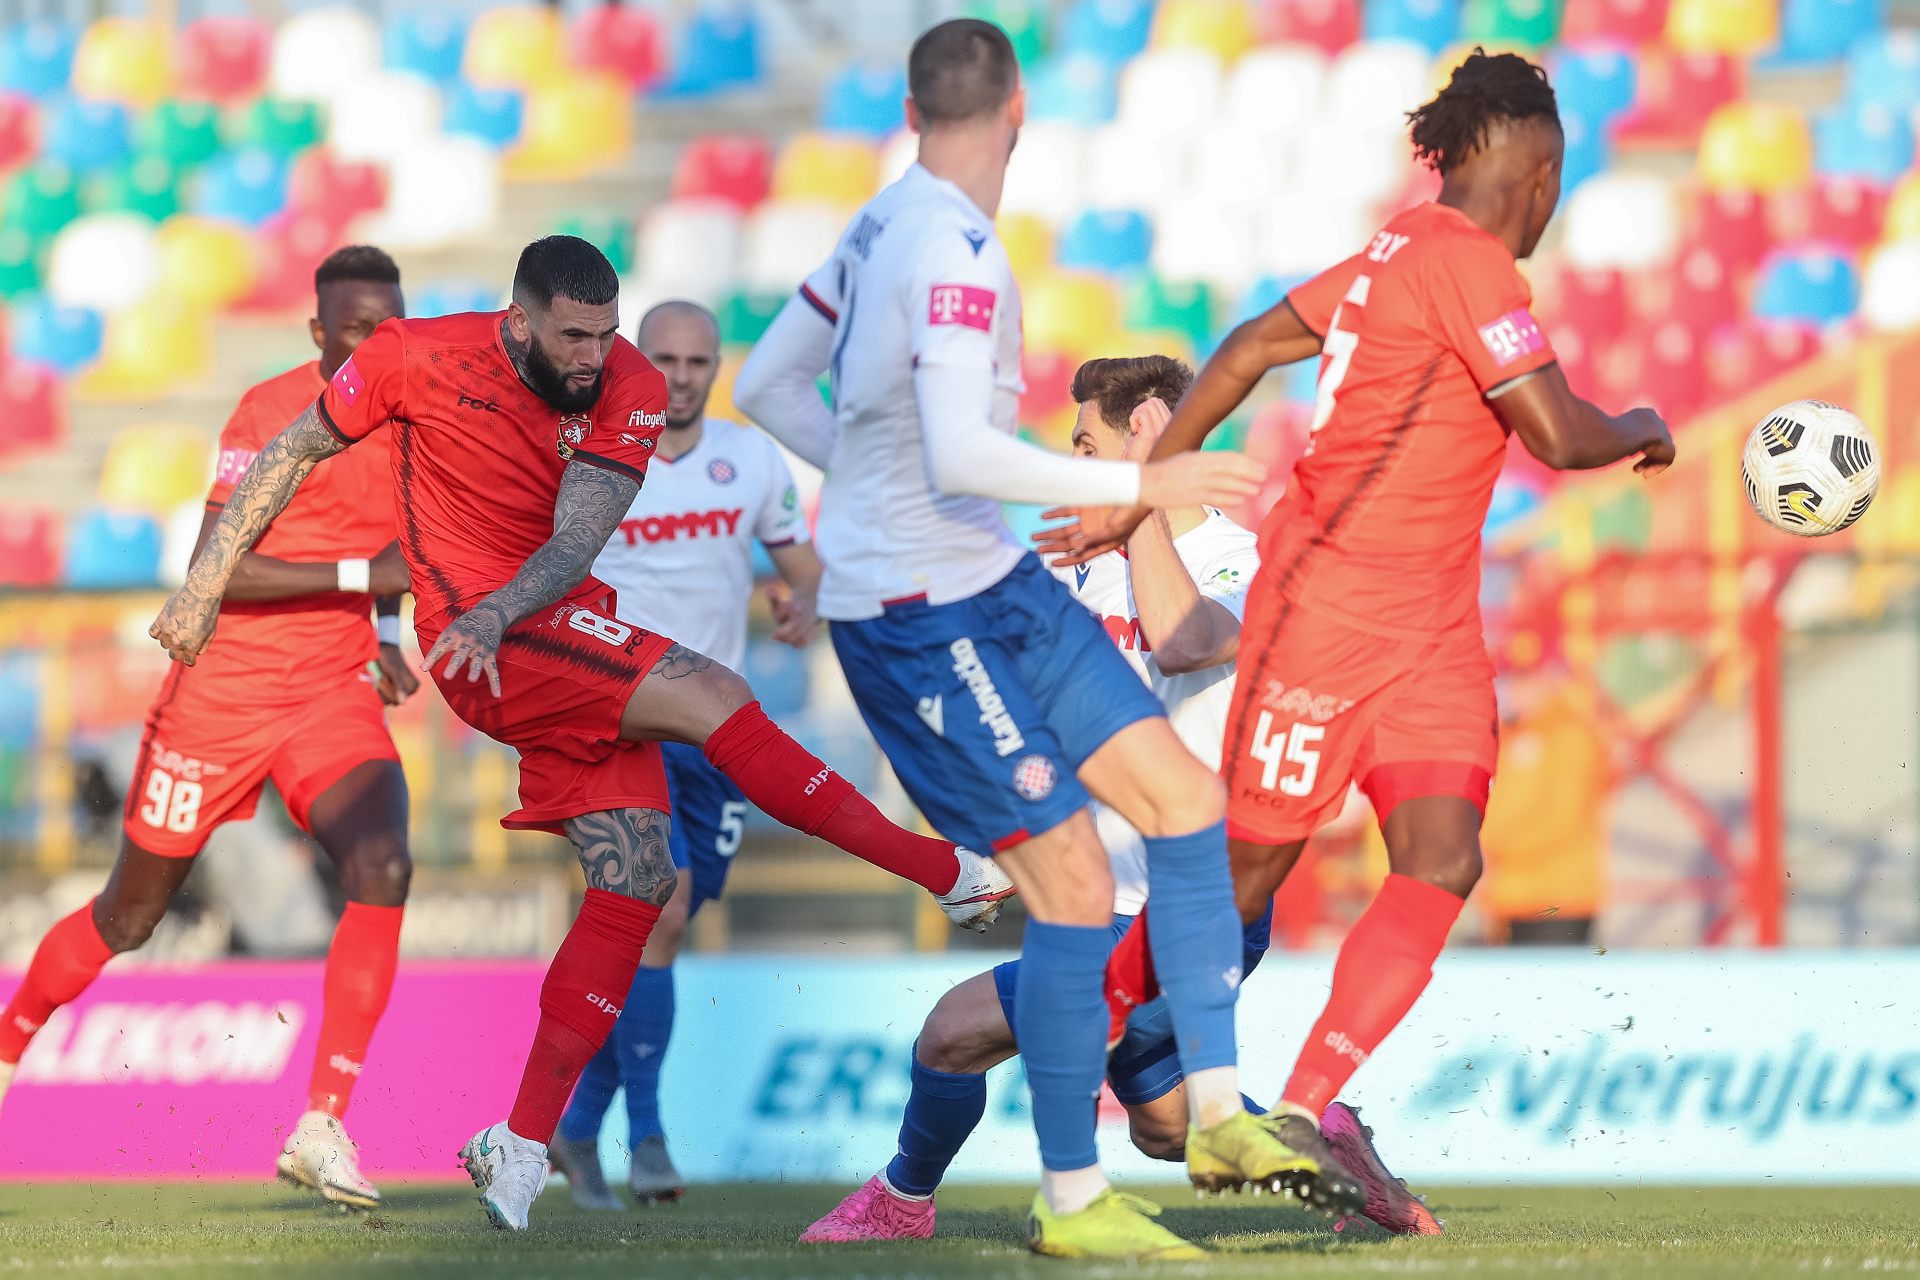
[0,246,417,1209]
[1039,51,1675,1222]
[149,236,991,1232]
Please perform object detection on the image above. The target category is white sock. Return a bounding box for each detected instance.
[878,1168,932,1202]
[1186,1066,1244,1129]
[1041,1164,1109,1215]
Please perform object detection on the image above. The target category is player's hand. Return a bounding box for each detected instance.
[766,580,818,648]
[423,603,505,697]
[1629,409,1676,477]
[149,588,220,665]
[1033,504,1150,566]
[1123,397,1173,462]
[1138,450,1265,510]
[373,642,420,706]
[370,543,412,595]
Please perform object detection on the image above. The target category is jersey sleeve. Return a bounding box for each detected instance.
[797,253,843,328]
[1192,530,1259,623]
[1428,238,1558,395]
[572,339,668,485]
[316,318,406,445]
[909,224,1014,372]
[1285,253,1367,338]
[206,393,268,509]
[753,439,811,548]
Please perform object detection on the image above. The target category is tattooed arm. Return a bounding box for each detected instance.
[564,807,678,906]
[150,404,346,664]
[423,460,640,696]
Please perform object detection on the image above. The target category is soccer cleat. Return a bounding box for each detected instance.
[1027,1188,1207,1260]
[799,1174,936,1243]
[545,1131,623,1211]
[1255,1111,1368,1218]
[276,1110,381,1210]
[1186,1108,1319,1199]
[459,1121,550,1231]
[935,846,1016,932]
[1321,1101,1444,1235]
[628,1135,686,1205]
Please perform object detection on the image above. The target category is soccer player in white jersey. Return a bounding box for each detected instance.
[736,20,1352,1258]
[541,300,1014,1210]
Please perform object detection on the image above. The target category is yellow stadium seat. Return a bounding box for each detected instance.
[72,19,176,107]
[1121,327,1197,365]
[999,212,1055,283]
[79,301,214,401]
[99,424,213,514]
[152,217,256,313]
[1883,173,1920,243]
[771,132,881,206]
[463,6,567,90]
[507,74,632,181]
[1153,0,1257,61]
[1697,102,1811,193]
[1665,0,1778,56]
[1023,271,1125,359]
[1885,466,1920,553]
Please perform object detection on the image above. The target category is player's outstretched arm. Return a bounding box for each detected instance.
[422,461,640,696]
[734,296,839,471]
[1119,399,1242,675]
[150,405,345,663]
[1493,363,1675,475]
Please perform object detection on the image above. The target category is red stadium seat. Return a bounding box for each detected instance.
[1770,176,1888,251]
[1562,0,1670,43]
[1020,349,1078,423]
[0,359,65,457]
[1630,320,1707,419]
[286,147,388,224]
[1254,0,1360,54]
[1754,318,1822,366]
[1663,240,1742,336]
[1614,51,1740,149]
[0,507,57,587]
[239,209,345,312]
[570,4,663,91]
[0,93,34,173]
[1691,186,1772,271]
[1555,266,1629,345]
[672,134,773,210]
[176,16,270,104]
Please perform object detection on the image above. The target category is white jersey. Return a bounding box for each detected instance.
[797,163,1026,621]
[590,417,809,672]
[1053,510,1259,914]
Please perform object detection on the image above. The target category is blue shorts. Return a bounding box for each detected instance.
[662,741,747,913]
[828,554,1165,853]
[992,908,1275,1107]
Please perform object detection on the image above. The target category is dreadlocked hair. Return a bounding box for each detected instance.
[1407,47,1559,174]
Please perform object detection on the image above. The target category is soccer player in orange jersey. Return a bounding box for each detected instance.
[0,246,417,1209]
[1040,50,1675,1227]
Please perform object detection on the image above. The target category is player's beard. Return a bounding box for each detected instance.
[522,335,604,413]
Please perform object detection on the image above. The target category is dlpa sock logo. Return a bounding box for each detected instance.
[585,993,621,1016]
[328,1054,363,1077]
[1324,1030,1369,1066]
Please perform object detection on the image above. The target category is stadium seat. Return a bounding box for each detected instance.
[90,157,181,223]
[42,96,132,175]
[1085,122,1187,213]
[46,213,157,310]
[3,160,79,236]
[383,10,467,83]
[137,99,222,170]
[1814,101,1914,185]
[742,639,810,717]
[463,6,566,91]
[1665,0,1776,55]
[820,64,906,137]
[1665,240,1740,335]
[1614,51,1739,147]
[635,199,741,304]
[1063,0,1156,65]
[741,201,846,294]
[285,147,386,225]
[153,216,255,312]
[673,134,774,210]
[0,508,57,588]
[1484,477,1544,540]
[1000,122,1087,222]
[1056,208,1153,275]
[0,226,43,298]
[1026,54,1119,126]
[1561,0,1668,42]
[238,209,339,312]
[192,146,290,227]
[1771,0,1883,66]
[64,507,162,589]
[965,0,1048,64]
[409,278,501,319]
[82,297,213,396]
[1697,102,1812,193]
[0,21,75,100]
[1257,196,1376,276]
[235,98,324,157]
[661,6,761,95]
[1553,265,1629,344]
[1298,120,1411,206]
[444,83,525,149]
[1020,347,1079,421]
[71,19,173,108]
[999,211,1055,280]
[1751,246,1860,326]
[1550,43,1637,131]
[1152,199,1258,292]
[98,423,211,514]
[551,211,633,276]
[1464,0,1564,44]
[571,4,664,91]
[1192,124,1294,207]
[1844,31,1920,113]
[1024,271,1125,358]
[327,72,443,163]
[361,135,499,249]
[772,132,880,207]
[6,293,100,372]
[1693,186,1771,270]
[0,93,35,172]
[1126,275,1218,351]
[1774,175,1885,249]
[1364,0,1464,53]
[176,16,270,104]
[716,288,786,345]
[1222,45,1328,133]
[1860,239,1920,330]
[1559,106,1610,195]
[269,7,379,103]
[1117,49,1224,134]
[1153,0,1258,61]
[1326,40,1435,133]
[1562,172,1678,268]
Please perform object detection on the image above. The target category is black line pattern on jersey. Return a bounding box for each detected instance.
[394,416,462,618]
[501,621,641,682]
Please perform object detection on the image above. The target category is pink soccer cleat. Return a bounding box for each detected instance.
[799,1175,937,1243]
[1321,1101,1444,1236]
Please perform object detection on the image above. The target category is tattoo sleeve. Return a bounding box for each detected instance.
[469,460,639,632]
[184,404,345,600]
[564,807,677,905]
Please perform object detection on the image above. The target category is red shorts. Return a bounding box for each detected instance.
[421,587,675,836]
[1223,586,1497,845]
[124,667,400,857]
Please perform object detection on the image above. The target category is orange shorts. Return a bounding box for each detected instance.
[1223,587,1497,845]
[124,667,400,857]
[421,586,675,836]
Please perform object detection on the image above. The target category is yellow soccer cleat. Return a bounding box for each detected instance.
[1026,1188,1208,1261]
[1186,1109,1321,1198]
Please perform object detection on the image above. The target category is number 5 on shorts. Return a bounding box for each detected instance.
[1251,710,1323,798]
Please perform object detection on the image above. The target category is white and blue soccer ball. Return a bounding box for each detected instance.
[1740,399,1880,537]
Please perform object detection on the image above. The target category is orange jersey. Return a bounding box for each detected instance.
[316,312,669,625]
[198,360,397,692]
[1264,202,1557,639]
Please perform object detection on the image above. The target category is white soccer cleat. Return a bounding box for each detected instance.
[936,846,1017,932]
[277,1110,381,1210]
[459,1121,550,1231]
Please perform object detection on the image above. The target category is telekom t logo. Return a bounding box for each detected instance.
[928,284,996,332]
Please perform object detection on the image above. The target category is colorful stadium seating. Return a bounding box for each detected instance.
[1063,0,1156,65]
[176,16,270,104]
[384,10,467,84]
[0,22,75,100]
[7,293,99,373]
[0,509,58,588]
[98,423,209,514]
[570,4,663,91]
[70,19,174,107]
[819,64,906,137]
[63,506,161,589]
[673,134,774,209]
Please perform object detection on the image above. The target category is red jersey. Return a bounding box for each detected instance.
[198,360,397,693]
[1266,202,1557,639]
[315,311,669,624]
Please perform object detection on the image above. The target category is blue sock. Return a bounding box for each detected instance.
[616,964,676,1146]
[884,1047,988,1196]
[1014,921,1111,1172]
[1142,822,1241,1074]
[558,1033,620,1144]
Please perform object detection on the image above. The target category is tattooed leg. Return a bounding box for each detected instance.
[564,808,677,907]
[616,643,754,745]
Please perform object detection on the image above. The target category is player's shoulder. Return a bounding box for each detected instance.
[1395,203,1518,276]
[1179,509,1260,578]
[604,334,669,395]
[873,168,1006,273]
[226,359,323,443]
[391,310,503,351]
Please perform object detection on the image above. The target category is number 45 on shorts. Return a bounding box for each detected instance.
[1249,710,1322,797]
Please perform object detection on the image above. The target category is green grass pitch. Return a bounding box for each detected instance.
[1,1182,1916,1278]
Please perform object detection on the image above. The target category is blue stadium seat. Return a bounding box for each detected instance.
[1772,0,1883,66]
[658,6,761,97]
[819,63,906,137]
[1026,53,1119,125]
[1228,275,1309,331]
[1061,0,1155,66]
[384,10,468,82]
[1363,0,1464,54]
[1815,100,1915,183]
[0,22,75,100]
[191,146,289,226]
[1551,44,1638,129]
[411,278,500,318]
[743,637,811,718]
[1056,208,1153,275]
[0,654,38,748]
[1751,248,1860,326]
[8,292,100,372]
[41,96,130,174]
[1561,107,1611,195]
[64,507,161,589]
[1483,477,1542,540]
[444,82,524,148]
[1845,31,1920,112]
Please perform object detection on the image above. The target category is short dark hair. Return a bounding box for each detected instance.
[314,244,399,291]
[513,235,620,310]
[1407,47,1560,175]
[1071,355,1193,431]
[908,18,1019,126]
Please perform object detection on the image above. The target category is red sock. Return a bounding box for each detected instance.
[507,889,660,1143]
[704,701,959,895]
[1282,873,1464,1115]
[1,902,115,1064]
[1103,912,1158,1044]
[307,902,404,1117]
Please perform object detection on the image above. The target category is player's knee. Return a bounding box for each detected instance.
[92,896,165,954]
[1405,840,1482,898]
[688,665,755,739]
[1129,1114,1187,1163]
[917,991,996,1074]
[341,841,412,907]
[1130,767,1226,839]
